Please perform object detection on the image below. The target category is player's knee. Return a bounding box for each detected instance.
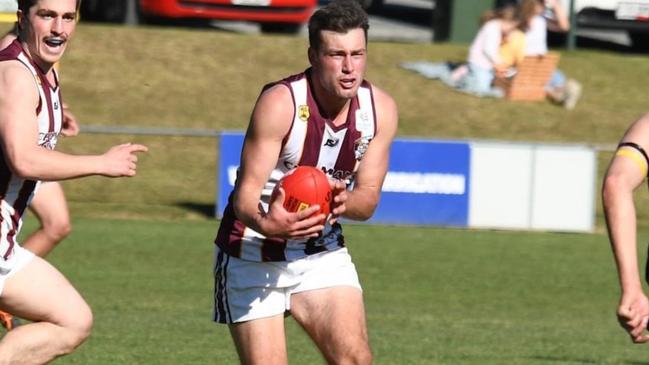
[351,346,373,365]
[60,305,93,353]
[334,343,372,365]
[45,220,72,243]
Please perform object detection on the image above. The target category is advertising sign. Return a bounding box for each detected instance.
[370,139,470,226]
[216,131,244,218]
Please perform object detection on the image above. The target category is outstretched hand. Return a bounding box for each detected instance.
[101,143,148,177]
[259,187,325,240]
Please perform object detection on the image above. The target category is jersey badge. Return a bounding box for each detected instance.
[298,105,310,122]
[354,135,372,161]
[355,109,372,137]
[39,131,58,150]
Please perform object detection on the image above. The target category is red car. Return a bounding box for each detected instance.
[81,0,317,33]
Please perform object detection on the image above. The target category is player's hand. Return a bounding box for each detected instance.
[60,104,80,137]
[617,290,649,343]
[261,187,325,239]
[328,179,347,225]
[101,143,148,177]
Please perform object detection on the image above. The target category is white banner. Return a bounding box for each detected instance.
[469,142,596,232]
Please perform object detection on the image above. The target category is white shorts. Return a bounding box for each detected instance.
[213,247,361,324]
[0,245,35,296]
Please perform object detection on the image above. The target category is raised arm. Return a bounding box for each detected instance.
[603,112,649,343]
[0,62,146,181]
[546,0,570,32]
[233,84,325,238]
[344,86,398,221]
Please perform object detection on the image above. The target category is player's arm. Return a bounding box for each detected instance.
[232,84,324,239]
[0,62,147,181]
[343,86,398,221]
[602,112,649,343]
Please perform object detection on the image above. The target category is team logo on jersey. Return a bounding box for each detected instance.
[355,109,373,136]
[354,135,372,161]
[39,132,58,150]
[298,105,310,121]
[53,101,59,110]
[324,138,339,147]
[283,160,297,170]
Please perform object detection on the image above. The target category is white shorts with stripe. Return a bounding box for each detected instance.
[213,246,361,324]
[0,245,35,296]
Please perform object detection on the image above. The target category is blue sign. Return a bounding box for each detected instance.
[216,131,245,218]
[216,133,470,226]
[369,138,470,226]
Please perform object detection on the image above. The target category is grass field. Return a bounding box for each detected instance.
[3,21,649,363]
[20,217,647,365]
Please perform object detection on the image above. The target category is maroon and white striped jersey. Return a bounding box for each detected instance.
[216,69,377,262]
[0,40,63,260]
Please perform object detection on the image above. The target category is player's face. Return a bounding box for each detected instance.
[19,0,77,69]
[309,28,367,101]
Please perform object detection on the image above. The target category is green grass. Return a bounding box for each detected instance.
[16,217,646,365]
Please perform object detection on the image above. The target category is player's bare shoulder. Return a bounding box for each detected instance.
[251,82,295,137]
[258,82,293,106]
[369,83,398,137]
[0,60,39,107]
[621,112,649,147]
[0,60,32,83]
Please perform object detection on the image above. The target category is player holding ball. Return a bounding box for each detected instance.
[271,165,333,219]
[212,0,398,363]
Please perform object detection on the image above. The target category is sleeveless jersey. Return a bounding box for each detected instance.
[216,69,377,262]
[0,40,63,260]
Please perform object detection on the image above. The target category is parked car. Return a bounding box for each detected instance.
[561,0,649,48]
[80,0,316,33]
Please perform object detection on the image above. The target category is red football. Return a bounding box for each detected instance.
[273,166,332,217]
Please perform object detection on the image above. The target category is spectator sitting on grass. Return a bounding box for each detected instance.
[401,5,526,98]
[520,0,582,109]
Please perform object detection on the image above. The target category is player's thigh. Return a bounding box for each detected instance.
[0,252,91,328]
[289,248,369,355]
[229,314,288,365]
[291,286,369,350]
[30,182,70,226]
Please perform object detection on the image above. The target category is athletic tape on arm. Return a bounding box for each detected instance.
[617,142,649,177]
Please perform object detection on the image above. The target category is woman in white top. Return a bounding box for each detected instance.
[401,6,526,98]
[521,0,582,109]
[461,7,527,96]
